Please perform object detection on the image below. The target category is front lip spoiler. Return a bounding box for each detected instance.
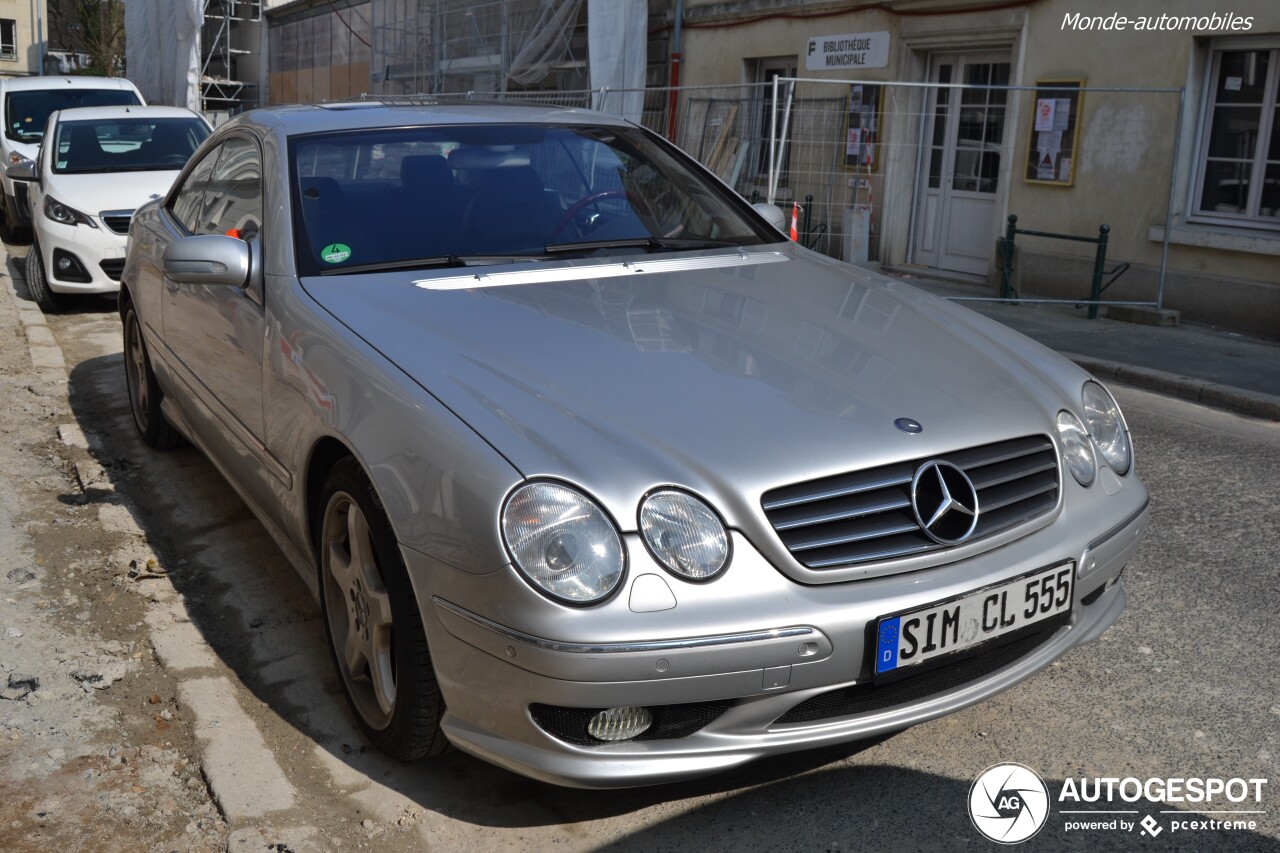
[431,596,819,654]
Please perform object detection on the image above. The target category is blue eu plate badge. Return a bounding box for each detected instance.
[876,616,901,674]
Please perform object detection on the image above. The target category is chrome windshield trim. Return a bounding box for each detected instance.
[432,596,817,654]
[1086,497,1151,552]
[413,250,789,291]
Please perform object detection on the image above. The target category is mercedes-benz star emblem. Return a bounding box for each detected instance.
[911,460,980,545]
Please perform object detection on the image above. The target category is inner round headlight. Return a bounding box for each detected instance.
[1056,410,1096,487]
[638,489,730,581]
[1082,381,1131,475]
[501,482,625,604]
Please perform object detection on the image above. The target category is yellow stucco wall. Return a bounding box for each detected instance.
[678,0,1280,335]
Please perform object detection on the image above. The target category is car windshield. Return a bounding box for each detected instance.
[290,123,779,275]
[6,89,142,143]
[52,117,210,174]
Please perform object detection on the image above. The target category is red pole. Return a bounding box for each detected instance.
[666,53,681,141]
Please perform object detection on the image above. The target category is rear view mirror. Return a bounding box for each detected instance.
[6,160,35,182]
[163,235,250,288]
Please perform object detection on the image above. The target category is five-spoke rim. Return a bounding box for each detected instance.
[322,492,397,729]
[124,313,150,432]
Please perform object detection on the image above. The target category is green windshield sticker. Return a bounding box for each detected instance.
[321,243,352,264]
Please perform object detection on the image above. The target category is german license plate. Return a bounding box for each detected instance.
[874,562,1074,678]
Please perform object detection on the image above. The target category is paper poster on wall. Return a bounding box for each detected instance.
[1037,130,1063,159]
[1025,79,1084,186]
[846,127,862,157]
[1053,99,1071,131]
[843,83,883,170]
[1035,99,1056,132]
[1036,151,1055,180]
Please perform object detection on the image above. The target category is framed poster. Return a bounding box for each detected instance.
[1023,79,1084,186]
[844,83,883,171]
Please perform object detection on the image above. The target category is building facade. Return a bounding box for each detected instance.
[0,0,48,76]
[677,0,1280,339]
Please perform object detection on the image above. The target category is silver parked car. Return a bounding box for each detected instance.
[120,102,1149,788]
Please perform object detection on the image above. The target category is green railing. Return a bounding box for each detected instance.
[998,215,1130,319]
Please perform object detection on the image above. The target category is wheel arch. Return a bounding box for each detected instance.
[305,435,361,557]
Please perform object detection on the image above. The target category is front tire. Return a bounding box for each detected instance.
[123,304,181,449]
[319,459,447,760]
[25,241,66,313]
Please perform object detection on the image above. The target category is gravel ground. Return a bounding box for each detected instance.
[0,255,227,850]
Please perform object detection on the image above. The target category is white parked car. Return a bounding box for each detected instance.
[8,105,210,311]
[0,76,144,241]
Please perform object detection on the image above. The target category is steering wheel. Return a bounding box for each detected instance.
[549,189,630,241]
[156,154,189,167]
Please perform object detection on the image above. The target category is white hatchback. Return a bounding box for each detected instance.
[11,105,210,311]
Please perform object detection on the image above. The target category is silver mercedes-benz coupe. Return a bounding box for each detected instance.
[119,102,1149,788]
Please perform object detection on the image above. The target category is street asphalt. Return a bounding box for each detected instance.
[894,272,1280,422]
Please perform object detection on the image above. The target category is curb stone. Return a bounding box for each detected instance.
[1064,352,1280,422]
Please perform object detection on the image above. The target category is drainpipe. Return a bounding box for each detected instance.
[30,0,45,75]
[665,0,683,141]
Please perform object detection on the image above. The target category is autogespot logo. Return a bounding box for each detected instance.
[969,763,1051,844]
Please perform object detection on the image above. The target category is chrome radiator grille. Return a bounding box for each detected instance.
[762,435,1059,569]
[101,211,133,235]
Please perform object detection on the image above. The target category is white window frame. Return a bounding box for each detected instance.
[0,20,16,61]
[747,56,798,178]
[1189,36,1280,231]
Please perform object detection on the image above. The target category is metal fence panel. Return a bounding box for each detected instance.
[768,77,1184,310]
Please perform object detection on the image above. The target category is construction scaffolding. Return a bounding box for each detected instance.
[202,0,262,112]
[369,0,588,96]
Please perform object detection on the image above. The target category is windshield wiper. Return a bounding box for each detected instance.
[543,237,664,254]
[319,255,468,276]
[543,237,752,255]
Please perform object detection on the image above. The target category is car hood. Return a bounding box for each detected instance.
[301,247,1086,532]
[45,170,178,217]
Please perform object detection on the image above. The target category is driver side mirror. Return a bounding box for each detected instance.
[6,160,36,183]
[163,235,250,288]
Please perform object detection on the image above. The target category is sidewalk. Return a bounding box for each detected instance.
[893,274,1280,422]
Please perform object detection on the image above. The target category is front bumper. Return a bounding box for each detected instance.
[411,489,1148,788]
[6,183,31,226]
[35,217,126,295]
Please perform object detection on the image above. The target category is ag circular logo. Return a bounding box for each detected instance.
[968,763,1051,844]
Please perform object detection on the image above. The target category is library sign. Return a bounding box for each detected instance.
[805,31,890,71]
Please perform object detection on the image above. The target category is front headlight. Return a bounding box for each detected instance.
[638,489,730,581]
[501,481,625,605]
[44,196,97,228]
[1056,410,1096,486]
[1082,381,1131,475]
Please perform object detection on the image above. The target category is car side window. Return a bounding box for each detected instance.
[197,136,262,241]
[169,145,221,233]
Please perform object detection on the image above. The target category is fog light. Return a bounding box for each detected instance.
[57,256,72,271]
[586,706,653,742]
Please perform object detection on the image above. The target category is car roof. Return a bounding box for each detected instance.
[52,105,201,122]
[1,76,141,93]
[228,100,636,137]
